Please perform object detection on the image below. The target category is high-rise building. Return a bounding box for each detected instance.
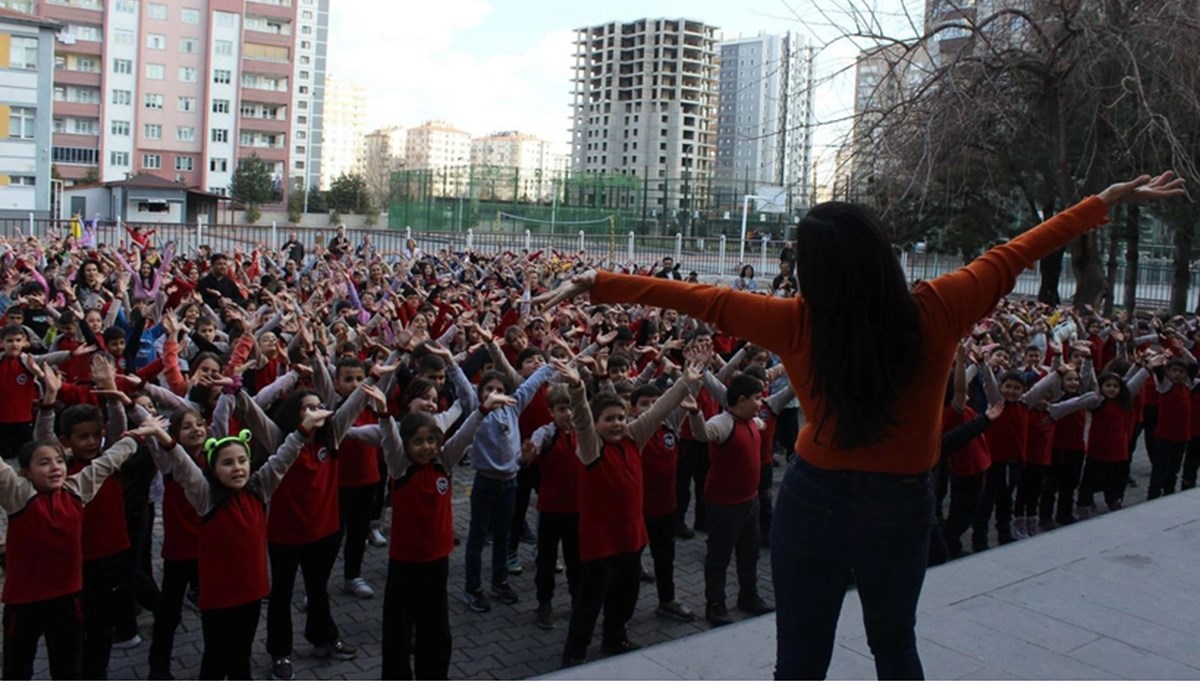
[470,130,559,201]
[21,0,329,206]
[714,32,815,212]
[405,120,470,197]
[569,18,718,223]
[0,7,59,218]
[318,73,364,189]
[363,124,405,205]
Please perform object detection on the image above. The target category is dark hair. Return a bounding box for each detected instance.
[740,264,755,278]
[796,202,922,449]
[399,411,442,444]
[998,370,1028,389]
[635,320,660,347]
[503,326,526,344]
[59,404,103,439]
[1,324,24,340]
[726,374,763,408]
[190,352,221,376]
[607,353,632,373]
[335,357,366,380]
[18,439,61,469]
[516,347,543,368]
[168,407,205,445]
[589,391,627,421]
[416,354,446,375]
[547,384,572,408]
[401,378,437,413]
[612,379,634,397]
[274,389,333,449]
[103,326,126,344]
[476,370,512,400]
[210,253,228,264]
[1096,372,1132,410]
[630,383,662,405]
[614,327,634,344]
[742,365,767,382]
[17,281,44,298]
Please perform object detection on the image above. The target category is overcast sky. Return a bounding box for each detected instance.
[327,0,923,186]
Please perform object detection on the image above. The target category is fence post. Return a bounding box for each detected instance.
[405,226,412,244]
[759,235,769,279]
[674,232,682,263]
[578,230,585,253]
[524,229,531,252]
[718,235,727,278]
[627,232,635,262]
[28,212,34,238]
[901,251,909,281]
[196,216,202,252]
[271,221,278,252]
[467,228,474,251]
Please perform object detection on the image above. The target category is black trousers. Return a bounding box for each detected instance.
[509,464,541,555]
[149,558,198,675]
[973,462,1019,543]
[774,408,800,462]
[1041,449,1085,521]
[758,464,774,542]
[534,511,580,606]
[1078,459,1125,509]
[1182,437,1200,487]
[645,512,677,604]
[1148,438,1187,499]
[83,550,131,679]
[943,471,984,554]
[933,457,950,519]
[369,458,389,523]
[676,439,709,531]
[340,484,375,581]
[381,557,451,680]
[2,593,84,680]
[563,551,642,660]
[199,600,260,680]
[266,531,342,657]
[704,498,761,604]
[1015,463,1049,518]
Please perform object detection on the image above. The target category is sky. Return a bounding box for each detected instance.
[327,0,924,186]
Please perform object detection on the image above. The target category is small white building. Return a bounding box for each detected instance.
[64,174,222,225]
[0,8,60,218]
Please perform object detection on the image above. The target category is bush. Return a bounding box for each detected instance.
[329,210,341,226]
[246,203,262,224]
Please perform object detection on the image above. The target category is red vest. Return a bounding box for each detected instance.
[518,384,552,441]
[0,356,39,424]
[1052,408,1086,451]
[2,490,84,604]
[579,439,647,562]
[69,458,130,561]
[198,491,269,610]
[641,426,679,519]
[338,410,381,488]
[942,405,991,476]
[162,476,201,562]
[680,389,719,441]
[985,402,1028,464]
[705,417,761,506]
[537,428,582,514]
[1024,408,1055,467]
[1157,383,1192,443]
[389,464,454,563]
[1087,400,1131,462]
[267,440,340,545]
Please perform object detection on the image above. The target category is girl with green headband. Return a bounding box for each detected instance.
[148,402,333,680]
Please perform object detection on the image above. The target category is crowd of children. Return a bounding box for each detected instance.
[0,225,1193,679]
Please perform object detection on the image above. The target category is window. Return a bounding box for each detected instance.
[215,11,235,27]
[244,43,289,62]
[238,131,252,146]
[7,107,35,140]
[299,70,309,80]
[300,55,310,65]
[177,96,196,112]
[114,29,134,45]
[181,7,200,23]
[213,69,231,84]
[111,120,130,135]
[180,38,199,54]
[175,156,194,171]
[142,154,162,170]
[8,176,35,186]
[146,33,166,49]
[297,115,307,124]
[71,118,97,135]
[211,128,229,143]
[113,89,132,105]
[68,24,102,41]
[144,123,162,140]
[8,37,37,69]
[208,186,227,196]
[302,9,312,18]
[212,99,230,113]
[210,158,228,172]
[110,151,130,166]
[215,40,233,56]
[115,0,135,12]
[112,58,132,74]
[179,67,197,82]
[74,57,98,72]
[147,2,166,19]
[301,24,311,34]
[146,63,165,79]
[52,146,99,165]
[176,126,195,142]
[144,93,164,109]
[0,0,32,10]
[298,86,308,94]
[300,40,311,49]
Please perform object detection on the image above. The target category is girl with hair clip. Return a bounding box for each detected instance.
[147,410,328,680]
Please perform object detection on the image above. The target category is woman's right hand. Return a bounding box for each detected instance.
[530,270,597,309]
[1097,171,1186,206]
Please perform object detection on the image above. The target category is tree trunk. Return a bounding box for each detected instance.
[1123,204,1140,314]
[1104,221,1118,317]
[1170,217,1194,315]
[1037,200,1063,306]
[1071,232,1107,310]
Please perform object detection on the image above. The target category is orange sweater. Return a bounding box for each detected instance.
[590,196,1110,474]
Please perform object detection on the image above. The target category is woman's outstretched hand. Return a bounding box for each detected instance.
[1098,171,1186,206]
[530,269,597,308]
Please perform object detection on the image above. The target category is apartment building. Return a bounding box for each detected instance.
[318,73,364,189]
[16,0,328,204]
[405,120,470,197]
[470,130,561,202]
[0,6,59,217]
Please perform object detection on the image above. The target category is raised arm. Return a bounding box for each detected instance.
[233,389,282,453]
[70,435,140,503]
[979,362,1002,405]
[1020,370,1060,407]
[629,372,698,450]
[253,430,308,501]
[702,370,728,408]
[569,383,600,466]
[441,408,484,469]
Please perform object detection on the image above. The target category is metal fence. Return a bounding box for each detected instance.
[3,216,1197,309]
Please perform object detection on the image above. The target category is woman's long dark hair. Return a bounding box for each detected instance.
[273,389,334,451]
[795,202,922,449]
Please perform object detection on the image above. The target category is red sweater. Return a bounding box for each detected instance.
[2,491,84,604]
[579,439,647,562]
[389,464,455,563]
[641,426,679,519]
[705,416,762,505]
[198,492,269,610]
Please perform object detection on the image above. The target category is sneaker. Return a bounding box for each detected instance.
[112,634,142,649]
[1011,517,1029,541]
[656,600,697,622]
[343,577,374,599]
[368,528,388,547]
[1056,514,1078,526]
[463,589,491,613]
[535,602,555,631]
[600,638,642,656]
[272,657,295,681]
[561,655,585,669]
[737,595,775,615]
[555,558,564,574]
[312,639,357,660]
[675,525,696,540]
[640,566,655,583]
[506,555,524,575]
[491,581,519,605]
[997,527,1015,545]
[1037,516,1057,531]
[1075,504,1093,521]
[706,601,733,626]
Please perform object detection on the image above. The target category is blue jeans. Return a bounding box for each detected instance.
[771,458,933,680]
[464,473,517,593]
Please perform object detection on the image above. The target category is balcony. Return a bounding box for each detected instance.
[239,115,288,134]
[53,100,101,117]
[53,68,101,87]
